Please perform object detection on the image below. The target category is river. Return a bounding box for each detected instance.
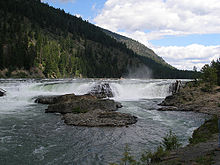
[0,79,208,165]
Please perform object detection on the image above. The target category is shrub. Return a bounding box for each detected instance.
[162,130,181,151]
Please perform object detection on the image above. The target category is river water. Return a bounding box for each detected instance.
[0,79,208,165]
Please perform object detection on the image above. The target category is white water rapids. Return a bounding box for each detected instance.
[0,79,208,164]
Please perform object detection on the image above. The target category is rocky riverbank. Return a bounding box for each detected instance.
[157,81,220,165]
[35,87,137,127]
[158,82,220,116]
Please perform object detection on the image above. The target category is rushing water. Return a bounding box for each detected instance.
[0,79,208,165]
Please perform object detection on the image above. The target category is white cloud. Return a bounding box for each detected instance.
[94,0,220,70]
[153,44,220,70]
[95,0,220,39]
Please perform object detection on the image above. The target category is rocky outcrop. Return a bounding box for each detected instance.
[64,109,137,127]
[45,98,122,114]
[87,83,113,98]
[35,93,136,127]
[35,95,59,104]
[158,82,220,116]
[35,94,96,104]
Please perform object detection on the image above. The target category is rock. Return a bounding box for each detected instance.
[34,95,59,104]
[34,94,96,104]
[35,92,134,127]
[158,82,220,117]
[87,83,113,98]
[158,106,178,111]
[63,109,137,127]
[45,98,121,114]
[158,95,176,106]
[0,88,6,97]
[35,93,122,114]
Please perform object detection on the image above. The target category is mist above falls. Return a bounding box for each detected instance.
[125,65,152,79]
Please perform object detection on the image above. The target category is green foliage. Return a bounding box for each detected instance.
[200,64,218,91]
[142,146,168,164]
[189,116,219,145]
[211,58,220,86]
[201,64,218,84]
[120,145,137,165]
[162,130,181,151]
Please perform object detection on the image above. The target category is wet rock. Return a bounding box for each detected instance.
[63,109,137,127]
[158,106,178,111]
[34,95,59,104]
[0,88,6,97]
[35,93,135,127]
[158,95,176,106]
[87,83,113,98]
[35,94,96,104]
[45,98,121,114]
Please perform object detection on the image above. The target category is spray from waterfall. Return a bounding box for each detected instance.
[125,65,152,79]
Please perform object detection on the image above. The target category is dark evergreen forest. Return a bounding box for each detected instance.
[0,0,197,78]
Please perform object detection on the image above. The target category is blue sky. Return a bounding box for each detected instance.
[42,0,220,70]
[42,0,105,21]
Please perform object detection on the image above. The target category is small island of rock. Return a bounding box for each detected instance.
[35,92,137,127]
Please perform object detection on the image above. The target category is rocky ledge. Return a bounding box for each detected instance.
[158,81,220,117]
[64,109,137,127]
[35,93,137,127]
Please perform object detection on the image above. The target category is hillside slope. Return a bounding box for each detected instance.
[0,0,195,79]
[103,29,173,68]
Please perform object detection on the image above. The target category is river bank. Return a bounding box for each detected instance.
[157,81,220,165]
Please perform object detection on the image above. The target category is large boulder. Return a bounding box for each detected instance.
[35,94,96,104]
[34,93,136,127]
[34,95,59,104]
[87,83,114,98]
[45,98,122,114]
[63,109,137,127]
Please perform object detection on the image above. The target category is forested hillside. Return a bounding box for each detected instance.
[0,0,197,78]
[103,29,172,68]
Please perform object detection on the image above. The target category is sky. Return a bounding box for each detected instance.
[42,0,220,70]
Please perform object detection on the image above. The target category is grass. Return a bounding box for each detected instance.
[189,116,219,145]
